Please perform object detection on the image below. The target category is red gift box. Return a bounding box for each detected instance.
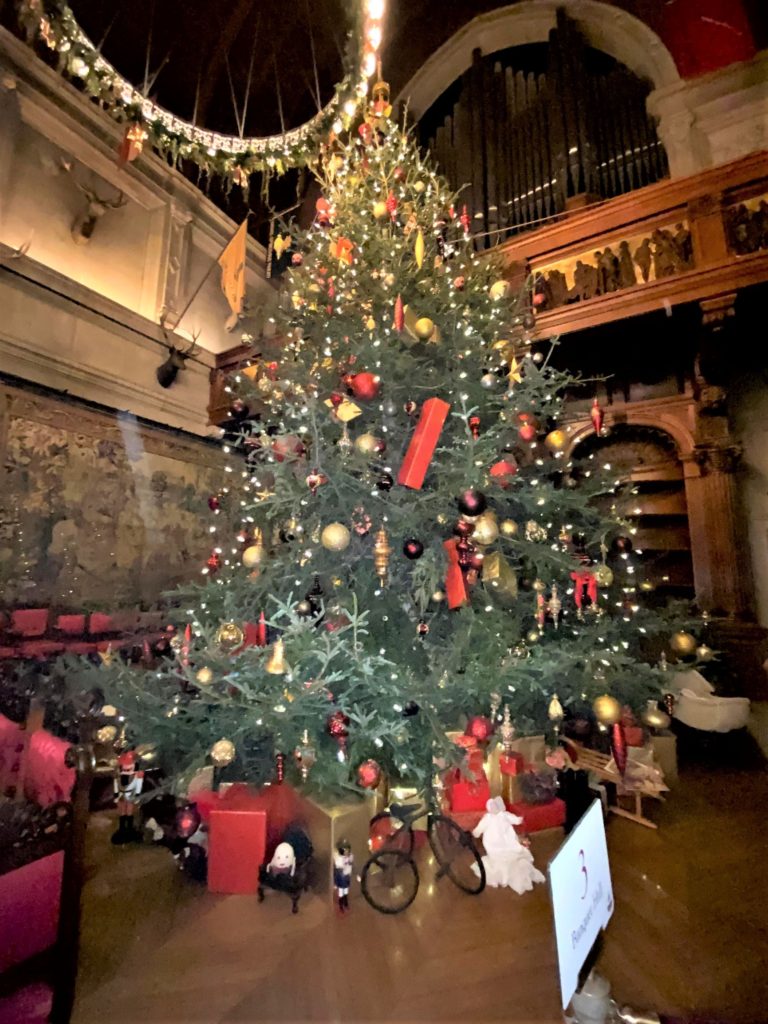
[398,397,450,490]
[446,765,491,813]
[625,726,644,747]
[499,752,525,776]
[209,806,267,894]
[506,798,565,832]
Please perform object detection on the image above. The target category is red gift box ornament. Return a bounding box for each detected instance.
[397,397,450,490]
[570,569,597,610]
[443,537,470,609]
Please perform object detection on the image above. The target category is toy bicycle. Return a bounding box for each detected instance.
[360,801,486,914]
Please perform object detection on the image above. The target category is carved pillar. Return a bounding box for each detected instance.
[159,202,193,328]
[689,196,729,270]
[683,295,755,618]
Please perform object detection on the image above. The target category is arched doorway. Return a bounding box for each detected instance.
[572,423,695,603]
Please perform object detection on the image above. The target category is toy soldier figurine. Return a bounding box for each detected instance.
[333,838,354,913]
[111,750,144,845]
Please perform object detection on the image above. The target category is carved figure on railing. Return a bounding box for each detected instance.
[546,268,570,308]
[573,259,599,301]
[673,223,693,268]
[651,229,677,279]
[725,200,768,256]
[593,251,604,294]
[599,247,620,293]
[617,241,637,288]
[633,238,652,283]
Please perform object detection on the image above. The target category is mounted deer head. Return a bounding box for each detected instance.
[156,332,199,389]
[69,176,127,245]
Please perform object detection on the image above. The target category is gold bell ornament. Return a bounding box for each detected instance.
[548,694,565,722]
[265,638,288,675]
[373,527,392,585]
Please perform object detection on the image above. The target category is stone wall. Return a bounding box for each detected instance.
[0,382,226,609]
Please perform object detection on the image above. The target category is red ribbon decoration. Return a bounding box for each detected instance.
[570,570,597,609]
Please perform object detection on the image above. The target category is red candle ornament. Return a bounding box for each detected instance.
[590,397,604,435]
[397,397,451,490]
[611,722,627,775]
[443,537,470,609]
[393,293,404,332]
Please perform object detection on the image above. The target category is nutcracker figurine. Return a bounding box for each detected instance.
[333,838,354,913]
[111,750,144,845]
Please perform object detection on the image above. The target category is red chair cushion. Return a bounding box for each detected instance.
[88,613,115,634]
[10,609,49,638]
[19,641,64,659]
[55,614,86,635]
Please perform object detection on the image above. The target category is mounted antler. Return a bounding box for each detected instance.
[68,172,127,245]
[155,330,200,389]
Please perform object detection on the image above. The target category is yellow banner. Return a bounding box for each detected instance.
[218,219,248,315]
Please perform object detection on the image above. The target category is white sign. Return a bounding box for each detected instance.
[548,800,614,1009]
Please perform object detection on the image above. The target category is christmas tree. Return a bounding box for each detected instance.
[90,88,672,797]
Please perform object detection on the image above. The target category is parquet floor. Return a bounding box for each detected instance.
[71,749,768,1024]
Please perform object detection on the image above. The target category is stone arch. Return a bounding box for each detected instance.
[397,1,681,119]
[566,406,696,473]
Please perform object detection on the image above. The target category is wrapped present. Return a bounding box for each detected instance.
[397,397,450,489]
[446,766,491,813]
[625,726,644,747]
[515,734,547,768]
[500,772,524,806]
[499,752,525,776]
[209,805,267,895]
[506,798,566,833]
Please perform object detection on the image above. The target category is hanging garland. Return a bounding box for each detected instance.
[16,0,384,183]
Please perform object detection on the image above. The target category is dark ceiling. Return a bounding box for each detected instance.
[66,0,768,139]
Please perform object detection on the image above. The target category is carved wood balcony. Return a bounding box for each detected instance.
[497,150,768,338]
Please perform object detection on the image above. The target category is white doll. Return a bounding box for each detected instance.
[472,796,545,893]
[267,842,296,877]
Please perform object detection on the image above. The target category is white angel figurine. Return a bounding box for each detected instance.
[472,796,546,893]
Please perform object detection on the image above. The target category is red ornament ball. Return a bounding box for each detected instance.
[519,423,537,443]
[349,372,381,401]
[490,458,518,488]
[457,489,487,517]
[356,759,381,789]
[327,710,350,739]
[454,519,475,539]
[208,494,221,512]
[403,538,424,560]
[466,715,495,743]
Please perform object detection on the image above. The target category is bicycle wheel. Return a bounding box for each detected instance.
[361,851,419,914]
[428,814,486,895]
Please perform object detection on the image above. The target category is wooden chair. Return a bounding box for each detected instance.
[565,740,664,830]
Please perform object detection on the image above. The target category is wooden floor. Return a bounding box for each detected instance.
[71,740,768,1024]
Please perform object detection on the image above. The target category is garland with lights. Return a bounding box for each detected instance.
[16,0,385,183]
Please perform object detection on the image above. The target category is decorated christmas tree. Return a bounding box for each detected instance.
[89,87,674,798]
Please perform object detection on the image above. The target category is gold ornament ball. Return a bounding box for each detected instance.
[544,429,567,452]
[413,180,425,193]
[96,724,118,744]
[414,316,435,341]
[354,433,379,455]
[216,621,244,650]
[431,589,445,602]
[195,666,214,686]
[321,522,351,552]
[641,701,671,731]
[592,694,622,726]
[489,279,511,301]
[526,629,541,644]
[670,631,697,657]
[242,544,264,569]
[696,644,714,662]
[210,738,236,768]
[373,200,388,219]
[472,511,499,546]
[594,564,614,587]
[500,519,519,538]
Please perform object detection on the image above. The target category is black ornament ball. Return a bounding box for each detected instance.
[403,538,424,560]
[457,489,487,517]
[402,701,420,717]
[376,471,394,492]
[230,398,250,420]
[522,313,536,331]
[612,535,633,554]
